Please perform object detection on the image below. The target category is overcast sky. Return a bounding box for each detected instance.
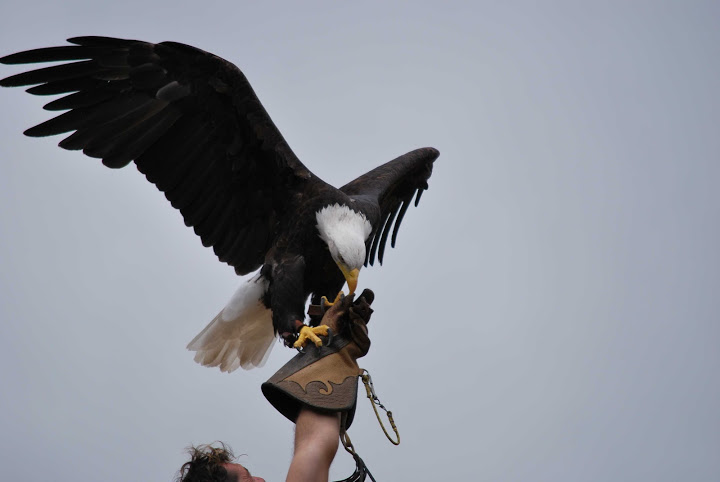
[0,1,718,481]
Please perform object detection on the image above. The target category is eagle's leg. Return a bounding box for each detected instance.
[293,324,330,349]
[320,291,345,308]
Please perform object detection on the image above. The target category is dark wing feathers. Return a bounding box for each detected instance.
[0,45,104,64]
[26,77,101,96]
[341,147,438,266]
[1,36,319,275]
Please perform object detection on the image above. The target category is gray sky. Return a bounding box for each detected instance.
[1,1,718,481]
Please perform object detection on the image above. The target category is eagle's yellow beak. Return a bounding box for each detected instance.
[338,264,360,294]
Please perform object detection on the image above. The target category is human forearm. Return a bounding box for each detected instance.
[286,408,341,482]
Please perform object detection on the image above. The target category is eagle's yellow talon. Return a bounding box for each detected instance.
[321,291,345,308]
[293,324,330,348]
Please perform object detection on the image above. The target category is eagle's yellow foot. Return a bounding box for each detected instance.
[320,291,345,308]
[293,324,330,349]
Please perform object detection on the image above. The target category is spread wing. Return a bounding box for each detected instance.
[341,147,439,266]
[0,36,322,275]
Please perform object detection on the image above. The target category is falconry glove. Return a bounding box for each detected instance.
[261,289,374,428]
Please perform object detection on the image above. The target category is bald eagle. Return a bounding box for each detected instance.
[1,37,438,372]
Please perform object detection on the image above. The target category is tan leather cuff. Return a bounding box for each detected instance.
[261,291,373,428]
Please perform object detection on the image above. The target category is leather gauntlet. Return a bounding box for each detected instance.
[262,290,374,429]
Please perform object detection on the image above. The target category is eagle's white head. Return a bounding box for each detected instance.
[316,203,373,293]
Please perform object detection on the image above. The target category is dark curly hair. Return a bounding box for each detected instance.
[177,442,235,482]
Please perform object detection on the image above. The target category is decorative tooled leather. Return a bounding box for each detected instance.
[262,291,373,427]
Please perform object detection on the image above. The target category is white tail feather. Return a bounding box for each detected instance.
[187,275,275,372]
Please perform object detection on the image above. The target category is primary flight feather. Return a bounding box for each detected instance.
[1,36,439,371]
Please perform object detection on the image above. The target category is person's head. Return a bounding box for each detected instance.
[178,443,265,482]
